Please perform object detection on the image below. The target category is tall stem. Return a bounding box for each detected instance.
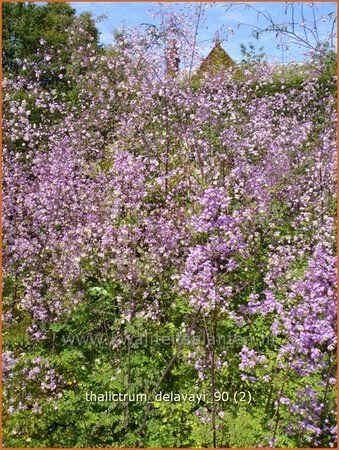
[188,3,202,84]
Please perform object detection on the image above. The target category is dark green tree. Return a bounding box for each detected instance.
[3,3,74,71]
[2,2,101,82]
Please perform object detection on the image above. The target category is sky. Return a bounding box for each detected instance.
[70,2,337,63]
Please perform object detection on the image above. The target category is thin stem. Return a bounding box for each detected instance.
[188,2,203,84]
[137,306,202,444]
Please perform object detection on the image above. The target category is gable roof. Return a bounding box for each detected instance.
[196,38,234,78]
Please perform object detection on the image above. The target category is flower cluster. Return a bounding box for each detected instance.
[2,9,337,447]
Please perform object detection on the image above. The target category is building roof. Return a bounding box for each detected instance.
[196,36,234,78]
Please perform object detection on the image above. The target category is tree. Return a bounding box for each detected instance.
[240,42,267,65]
[2,2,101,79]
[3,3,74,71]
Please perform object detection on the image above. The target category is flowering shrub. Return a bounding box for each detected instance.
[2,5,337,448]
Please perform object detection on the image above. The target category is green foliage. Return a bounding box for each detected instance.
[224,409,265,447]
[3,2,76,73]
[240,42,267,65]
[3,2,101,90]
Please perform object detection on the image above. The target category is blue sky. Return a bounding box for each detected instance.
[71,2,337,62]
